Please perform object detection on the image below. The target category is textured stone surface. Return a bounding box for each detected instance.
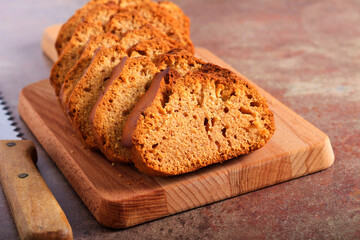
[0,0,359,239]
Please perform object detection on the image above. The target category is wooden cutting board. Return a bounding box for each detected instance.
[18,24,334,229]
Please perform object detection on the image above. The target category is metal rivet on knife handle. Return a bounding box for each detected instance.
[18,173,28,179]
[6,142,16,147]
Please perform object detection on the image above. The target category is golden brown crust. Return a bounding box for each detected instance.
[154,49,204,75]
[55,0,191,55]
[128,38,181,60]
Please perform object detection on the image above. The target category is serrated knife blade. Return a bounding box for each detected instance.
[0,100,21,140]
[0,94,73,240]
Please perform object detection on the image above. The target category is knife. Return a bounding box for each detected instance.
[0,94,73,240]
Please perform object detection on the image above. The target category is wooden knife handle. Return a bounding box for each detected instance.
[0,140,73,240]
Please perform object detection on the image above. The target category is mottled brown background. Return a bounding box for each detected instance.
[0,0,359,239]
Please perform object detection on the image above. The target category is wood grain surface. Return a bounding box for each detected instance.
[0,140,73,239]
[17,25,334,228]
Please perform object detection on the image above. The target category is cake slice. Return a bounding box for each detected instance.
[128,67,275,176]
[59,12,158,106]
[59,33,121,107]
[60,25,178,109]
[90,57,159,161]
[52,10,149,97]
[66,46,127,149]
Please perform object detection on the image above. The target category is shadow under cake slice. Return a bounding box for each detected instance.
[130,68,275,176]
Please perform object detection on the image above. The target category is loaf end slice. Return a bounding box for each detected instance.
[55,1,119,54]
[55,0,118,54]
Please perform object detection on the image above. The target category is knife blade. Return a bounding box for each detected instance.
[0,94,73,240]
